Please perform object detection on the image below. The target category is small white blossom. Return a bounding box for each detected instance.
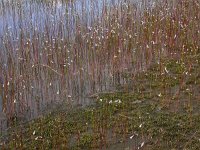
[141,142,145,147]
[130,135,134,139]
[164,67,169,74]
[114,99,122,104]
[158,93,162,97]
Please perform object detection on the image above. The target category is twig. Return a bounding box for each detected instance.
[33,64,63,76]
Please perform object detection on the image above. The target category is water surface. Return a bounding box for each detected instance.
[0,0,157,129]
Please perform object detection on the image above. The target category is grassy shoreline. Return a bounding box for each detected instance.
[0,0,199,149]
[1,55,200,149]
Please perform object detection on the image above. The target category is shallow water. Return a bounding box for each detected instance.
[0,0,157,130]
[0,0,121,38]
[0,0,158,38]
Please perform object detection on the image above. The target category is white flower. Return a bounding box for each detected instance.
[111,30,115,34]
[35,136,42,140]
[158,93,162,97]
[114,99,122,104]
[141,142,145,147]
[164,67,169,74]
[138,142,145,149]
[130,135,134,139]
[174,34,177,39]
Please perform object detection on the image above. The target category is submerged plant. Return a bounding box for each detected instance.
[0,0,200,149]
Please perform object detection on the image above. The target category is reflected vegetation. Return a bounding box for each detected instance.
[0,0,199,149]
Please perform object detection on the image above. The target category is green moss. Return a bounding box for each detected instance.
[2,53,200,149]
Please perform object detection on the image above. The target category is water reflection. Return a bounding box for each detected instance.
[0,0,157,130]
[0,0,123,38]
